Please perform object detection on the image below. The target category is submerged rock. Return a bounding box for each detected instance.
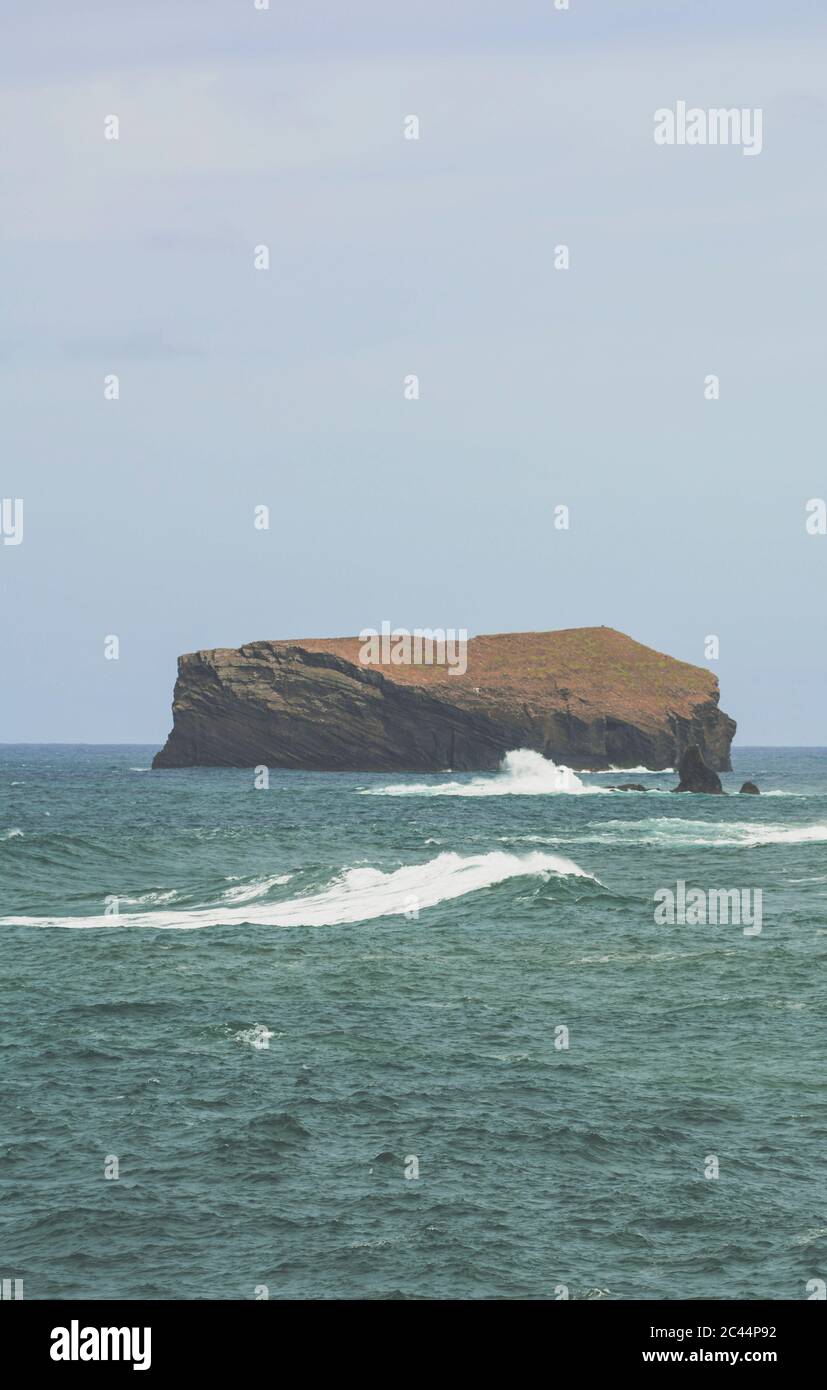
[607,783,648,792]
[739,781,761,794]
[671,744,724,794]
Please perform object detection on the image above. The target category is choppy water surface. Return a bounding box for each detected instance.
[1,745,824,1299]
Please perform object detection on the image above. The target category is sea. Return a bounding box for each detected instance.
[1,744,824,1300]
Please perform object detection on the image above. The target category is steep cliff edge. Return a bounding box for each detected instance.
[152,627,735,772]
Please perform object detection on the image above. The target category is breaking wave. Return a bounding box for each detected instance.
[364,749,607,797]
[706,822,827,848]
[505,819,827,849]
[233,1024,275,1050]
[220,873,292,903]
[587,765,675,775]
[0,850,597,930]
[120,888,180,906]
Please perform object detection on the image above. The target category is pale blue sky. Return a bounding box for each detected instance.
[2,1,826,743]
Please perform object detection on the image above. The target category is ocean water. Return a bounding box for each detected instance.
[0,744,824,1301]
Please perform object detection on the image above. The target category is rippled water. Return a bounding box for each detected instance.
[1,745,824,1299]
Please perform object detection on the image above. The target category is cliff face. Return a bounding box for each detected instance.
[152,627,736,772]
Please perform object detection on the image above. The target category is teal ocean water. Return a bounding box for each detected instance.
[1,745,825,1300]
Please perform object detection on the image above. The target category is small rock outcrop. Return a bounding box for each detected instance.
[672,744,724,794]
[607,783,648,792]
[739,781,760,794]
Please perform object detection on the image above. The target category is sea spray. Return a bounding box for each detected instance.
[0,849,597,930]
[364,749,605,798]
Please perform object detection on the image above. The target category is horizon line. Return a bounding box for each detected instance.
[2,742,826,751]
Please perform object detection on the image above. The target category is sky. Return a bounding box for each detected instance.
[2,0,826,745]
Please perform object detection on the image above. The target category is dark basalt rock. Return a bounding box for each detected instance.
[739,781,760,794]
[671,744,724,794]
[152,628,737,773]
[607,783,648,792]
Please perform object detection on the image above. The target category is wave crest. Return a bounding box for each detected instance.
[588,765,675,775]
[0,850,596,931]
[365,749,605,797]
[521,819,827,849]
[221,873,292,903]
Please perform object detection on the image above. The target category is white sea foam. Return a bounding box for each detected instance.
[1,828,23,840]
[534,818,827,849]
[0,850,596,930]
[364,749,608,797]
[587,766,675,775]
[120,889,179,906]
[640,819,827,848]
[736,823,827,846]
[234,1024,275,1050]
[221,873,292,903]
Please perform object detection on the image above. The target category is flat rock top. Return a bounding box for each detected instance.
[185,626,720,724]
